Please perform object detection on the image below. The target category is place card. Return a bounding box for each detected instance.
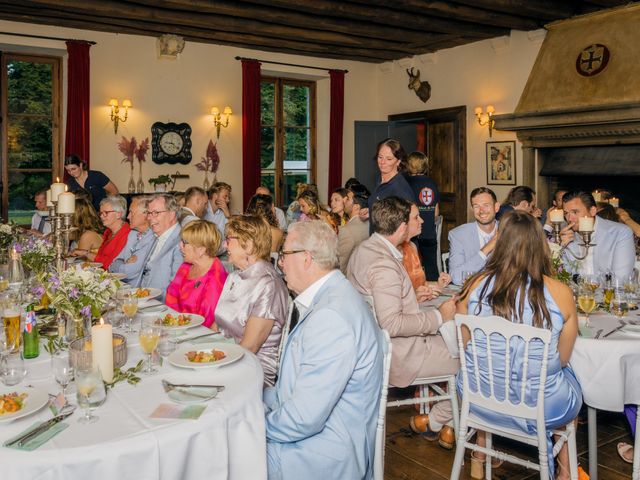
[149,403,206,420]
[48,393,67,415]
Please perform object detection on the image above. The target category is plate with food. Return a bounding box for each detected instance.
[132,287,162,302]
[0,386,49,423]
[168,343,244,369]
[79,261,104,270]
[154,312,205,331]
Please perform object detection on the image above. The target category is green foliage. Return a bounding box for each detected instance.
[106,360,144,388]
[148,174,172,185]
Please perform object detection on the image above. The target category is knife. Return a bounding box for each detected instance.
[4,411,73,447]
[602,324,626,338]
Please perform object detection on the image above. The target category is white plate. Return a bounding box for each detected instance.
[153,312,205,331]
[79,261,103,269]
[110,272,127,280]
[162,374,221,404]
[168,343,245,369]
[0,386,49,423]
[133,288,162,303]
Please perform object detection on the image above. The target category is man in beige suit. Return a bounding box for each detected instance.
[347,196,458,449]
[338,186,370,273]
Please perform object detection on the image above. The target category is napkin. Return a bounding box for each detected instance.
[4,422,69,451]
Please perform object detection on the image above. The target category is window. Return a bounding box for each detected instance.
[261,77,316,207]
[1,53,61,223]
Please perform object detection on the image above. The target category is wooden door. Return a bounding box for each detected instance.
[389,106,467,252]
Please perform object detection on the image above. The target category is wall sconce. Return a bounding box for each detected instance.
[109,98,132,134]
[474,105,495,137]
[211,106,232,138]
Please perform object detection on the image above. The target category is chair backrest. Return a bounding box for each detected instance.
[277,295,295,370]
[435,215,444,273]
[362,294,378,324]
[373,329,392,480]
[455,313,551,425]
[441,251,450,274]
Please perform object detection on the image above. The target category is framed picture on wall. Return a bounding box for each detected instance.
[486,141,516,185]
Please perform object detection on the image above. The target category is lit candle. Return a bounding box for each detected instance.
[46,189,53,207]
[50,177,66,202]
[549,209,564,223]
[609,197,619,208]
[91,318,114,383]
[578,216,594,232]
[592,190,601,202]
[57,192,75,214]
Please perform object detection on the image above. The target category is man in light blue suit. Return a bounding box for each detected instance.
[560,190,636,279]
[139,194,183,300]
[264,220,383,480]
[448,187,500,285]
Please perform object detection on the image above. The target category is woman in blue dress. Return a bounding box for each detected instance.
[64,154,118,213]
[456,211,582,480]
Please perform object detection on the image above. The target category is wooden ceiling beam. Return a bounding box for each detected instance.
[447,0,579,20]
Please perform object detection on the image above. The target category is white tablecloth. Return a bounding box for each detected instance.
[1,322,267,480]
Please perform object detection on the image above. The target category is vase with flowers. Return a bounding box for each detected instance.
[18,237,55,278]
[135,137,149,193]
[195,139,220,191]
[118,136,137,193]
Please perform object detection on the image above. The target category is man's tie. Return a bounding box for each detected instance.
[37,214,46,233]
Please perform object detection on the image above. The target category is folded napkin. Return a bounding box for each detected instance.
[4,422,69,451]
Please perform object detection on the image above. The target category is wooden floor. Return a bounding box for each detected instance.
[384,391,634,479]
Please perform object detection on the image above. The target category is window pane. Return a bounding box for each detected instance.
[260,172,276,199]
[283,84,309,127]
[7,115,52,168]
[284,127,310,167]
[261,127,275,170]
[7,61,52,115]
[8,171,51,224]
[283,171,311,206]
[261,81,275,126]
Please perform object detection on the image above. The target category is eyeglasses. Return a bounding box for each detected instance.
[99,210,116,217]
[146,210,168,218]
[277,248,306,257]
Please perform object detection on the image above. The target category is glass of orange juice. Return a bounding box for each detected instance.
[139,319,161,375]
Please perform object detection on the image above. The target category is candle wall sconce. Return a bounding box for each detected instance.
[474,105,495,137]
[211,106,232,138]
[109,98,132,134]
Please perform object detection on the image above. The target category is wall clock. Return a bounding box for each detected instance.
[151,122,192,165]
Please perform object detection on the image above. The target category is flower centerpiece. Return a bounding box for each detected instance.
[549,242,576,284]
[18,237,55,277]
[44,266,120,340]
[0,222,22,262]
[195,139,220,191]
[118,136,138,193]
[135,137,149,194]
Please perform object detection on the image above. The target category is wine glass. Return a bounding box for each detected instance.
[0,274,8,292]
[577,285,596,327]
[51,351,74,401]
[601,272,616,309]
[75,367,106,424]
[139,319,161,375]
[579,274,600,294]
[157,330,177,361]
[610,291,629,318]
[121,292,139,333]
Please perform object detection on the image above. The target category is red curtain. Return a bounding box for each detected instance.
[65,41,91,170]
[328,70,345,198]
[242,59,262,209]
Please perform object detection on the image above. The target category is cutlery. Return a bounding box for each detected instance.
[602,321,627,338]
[176,332,221,344]
[5,409,75,447]
[162,379,225,391]
[593,329,603,339]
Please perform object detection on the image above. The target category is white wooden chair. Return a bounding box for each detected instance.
[362,294,460,440]
[373,329,392,480]
[450,314,578,480]
[435,215,444,273]
[276,295,295,370]
[441,251,450,274]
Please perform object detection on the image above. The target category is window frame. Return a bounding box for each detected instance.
[261,76,316,207]
[0,52,62,223]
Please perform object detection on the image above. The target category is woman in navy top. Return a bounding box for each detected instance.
[64,154,118,212]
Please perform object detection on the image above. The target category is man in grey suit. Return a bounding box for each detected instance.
[337,185,370,273]
[448,187,500,285]
[140,193,183,300]
[560,190,636,279]
[179,186,208,227]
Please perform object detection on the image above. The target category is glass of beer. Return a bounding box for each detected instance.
[139,319,160,375]
[577,285,596,327]
[0,291,22,353]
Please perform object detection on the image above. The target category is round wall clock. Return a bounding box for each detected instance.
[151,122,192,164]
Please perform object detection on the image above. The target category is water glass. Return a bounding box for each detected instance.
[51,351,74,401]
[610,291,629,318]
[76,367,107,424]
[157,331,177,359]
[1,351,26,386]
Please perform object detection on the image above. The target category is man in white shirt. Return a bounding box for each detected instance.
[204,182,231,237]
[180,186,208,227]
[256,185,287,230]
[28,189,51,236]
[448,187,500,285]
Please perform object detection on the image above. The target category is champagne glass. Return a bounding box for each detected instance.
[157,330,177,361]
[75,367,106,424]
[121,292,139,334]
[139,320,161,375]
[51,351,74,401]
[610,291,629,318]
[577,285,596,327]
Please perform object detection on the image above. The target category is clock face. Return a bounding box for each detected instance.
[160,131,183,155]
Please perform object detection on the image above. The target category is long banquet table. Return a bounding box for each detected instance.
[0,312,268,479]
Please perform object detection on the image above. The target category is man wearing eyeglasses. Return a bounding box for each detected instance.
[265,220,383,480]
[139,194,183,300]
[109,195,156,286]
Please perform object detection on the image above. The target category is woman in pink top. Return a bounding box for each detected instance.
[166,220,227,328]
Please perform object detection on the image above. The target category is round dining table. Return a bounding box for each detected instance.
[0,314,267,479]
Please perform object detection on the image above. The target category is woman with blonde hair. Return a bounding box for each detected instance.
[69,196,104,256]
[215,215,288,386]
[246,193,284,252]
[297,189,338,233]
[166,220,228,328]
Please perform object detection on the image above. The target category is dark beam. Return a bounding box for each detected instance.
[448,0,579,20]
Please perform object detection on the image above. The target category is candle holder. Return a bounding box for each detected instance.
[45,201,77,271]
[550,220,563,244]
[560,230,597,261]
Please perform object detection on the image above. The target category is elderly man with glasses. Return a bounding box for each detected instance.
[139,193,183,300]
[265,220,384,480]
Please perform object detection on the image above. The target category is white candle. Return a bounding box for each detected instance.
[57,192,75,214]
[578,216,594,232]
[549,209,564,223]
[91,318,114,383]
[50,178,66,202]
[592,190,601,202]
[46,189,53,207]
[609,197,619,208]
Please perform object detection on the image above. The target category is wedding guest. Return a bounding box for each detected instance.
[87,195,131,269]
[448,187,500,285]
[496,185,541,220]
[337,185,370,273]
[180,186,208,227]
[204,182,232,237]
[347,196,457,449]
[298,189,337,233]
[616,207,640,237]
[559,190,636,279]
[109,195,155,286]
[245,194,284,253]
[286,182,316,225]
[256,185,287,230]
[214,215,288,386]
[64,154,118,213]
[330,187,349,226]
[405,151,440,280]
[617,407,637,465]
[265,220,383,478]
[28,189,51,236]
[140,193,183,300]
[69,196,103,256]
[457,211,582,480]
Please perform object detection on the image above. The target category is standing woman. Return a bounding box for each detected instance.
[405,151,440,280]
[64,154,118,213]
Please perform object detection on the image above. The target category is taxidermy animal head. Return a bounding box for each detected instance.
[406,68,431,103]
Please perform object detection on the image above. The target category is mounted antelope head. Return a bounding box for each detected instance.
[406,67,431,103]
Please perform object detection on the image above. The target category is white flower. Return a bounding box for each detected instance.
[0,224,11,234]
[548,241,562,259]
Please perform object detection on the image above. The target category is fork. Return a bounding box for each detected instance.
[161,379,225,391]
